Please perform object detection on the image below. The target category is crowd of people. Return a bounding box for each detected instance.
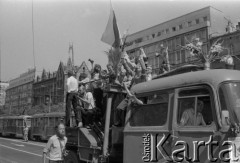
[65,49,157,128]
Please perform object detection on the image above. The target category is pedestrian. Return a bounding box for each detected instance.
[23,119,29,142]
[43,123,68,163]
[65,71,82,127]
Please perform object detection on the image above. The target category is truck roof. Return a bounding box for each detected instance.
[132,69,240,94]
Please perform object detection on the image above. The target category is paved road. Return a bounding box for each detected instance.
[0,137,46,163]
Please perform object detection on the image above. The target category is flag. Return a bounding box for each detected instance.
[101,8,121,48]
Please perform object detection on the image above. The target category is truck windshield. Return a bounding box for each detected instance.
[219,82,240,123]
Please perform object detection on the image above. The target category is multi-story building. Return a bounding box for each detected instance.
[125,6,229,74]
[33,59,71,107]
[33,69,57,106]
[5,68,35,114]
[0,81,9,107]
[33,58,90,108]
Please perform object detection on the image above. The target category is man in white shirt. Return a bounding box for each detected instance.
[43,123,67,163]
[66,71,82,127]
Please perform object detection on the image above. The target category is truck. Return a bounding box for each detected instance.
[64,68,240,163]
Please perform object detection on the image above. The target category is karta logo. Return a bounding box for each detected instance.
[142,133,240,162]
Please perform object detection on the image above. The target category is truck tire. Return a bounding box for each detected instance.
[64,150,79,163]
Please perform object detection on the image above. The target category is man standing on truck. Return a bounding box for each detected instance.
[66,71,82,127]
[78,84,96,128]
[43,123,68,163]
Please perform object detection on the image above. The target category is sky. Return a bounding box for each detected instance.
[1,0,240,81]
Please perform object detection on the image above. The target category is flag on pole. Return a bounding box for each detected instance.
[101,8,121,48]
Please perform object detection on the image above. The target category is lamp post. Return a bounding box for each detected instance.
[48,89,51,113]
[18,94,20,115]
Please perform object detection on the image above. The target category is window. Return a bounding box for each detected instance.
[172,27,176,32]
[44,118,48,126]
[157,32,161,36]
[176,37,181,49]
[196,19,200,24]
[181,50,186,63]
[166,29,169,34]
[17,119,23,127]
[49,117,54,127]
[168,40,172,51]
[176,51,181,64]
[179,24,183,30]
[135,38,143,43]
[169,52,175,64]
[203,16,208,22]
[130,92,169,126]
[177,87,213,126]
[219,82,240,122]
[188,21,192,27]
[172,38,176,50]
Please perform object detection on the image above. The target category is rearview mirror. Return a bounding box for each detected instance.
[221,110,230,126]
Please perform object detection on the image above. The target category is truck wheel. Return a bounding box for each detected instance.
[64,150,79,163]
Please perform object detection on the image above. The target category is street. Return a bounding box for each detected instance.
[0,137,46,163]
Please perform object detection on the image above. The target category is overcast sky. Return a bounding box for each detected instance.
[1,0,240,81]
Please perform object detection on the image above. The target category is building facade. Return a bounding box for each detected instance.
[33,61,68,107]
[125,6,229,74]
[76,61,91,81]
[32,58,90,108]
[33,69,57,106]
[5,69,35,114]
[0,81,9,107]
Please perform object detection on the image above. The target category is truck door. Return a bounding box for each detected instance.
[172,86,220,163]
[123,90,174,163]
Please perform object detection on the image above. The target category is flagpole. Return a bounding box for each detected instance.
[32,0,36,69]
[110,0,113,10]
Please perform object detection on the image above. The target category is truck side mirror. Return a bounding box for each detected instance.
[221,110,230,126]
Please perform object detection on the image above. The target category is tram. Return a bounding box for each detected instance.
[30,112,65,141]
[0,115,31,138]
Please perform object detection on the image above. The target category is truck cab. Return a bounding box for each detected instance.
[124,69,240,163]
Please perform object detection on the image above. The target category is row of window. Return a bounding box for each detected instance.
[128,29,208,68]
[128,16,208,46]
[7,99,31,106]
[129,86,213,127]
[33,96,63,105]
[32,117,63,127]
[7,85,32,94]
[0,119,26,127]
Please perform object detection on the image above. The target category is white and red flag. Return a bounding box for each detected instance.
[101,7,121,48]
